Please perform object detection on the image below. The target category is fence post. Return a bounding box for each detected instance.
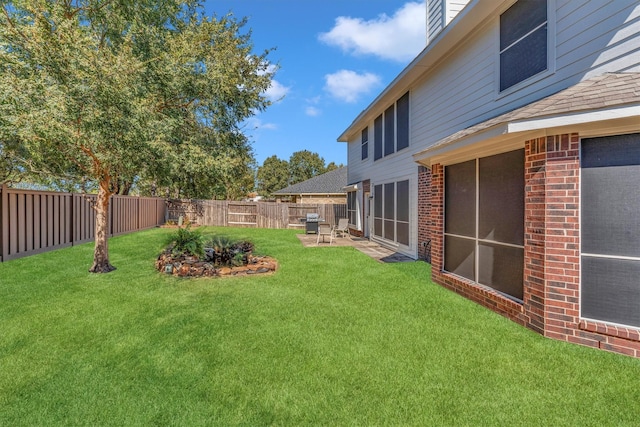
[0,184,5,262]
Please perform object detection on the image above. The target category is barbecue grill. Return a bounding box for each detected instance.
[305,213,320,234]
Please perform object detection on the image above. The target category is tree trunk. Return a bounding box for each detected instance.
[89,184,116,273]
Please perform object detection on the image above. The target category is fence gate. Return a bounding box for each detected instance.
[228,203,258,227]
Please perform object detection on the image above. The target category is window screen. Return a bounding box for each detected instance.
[384,183,395,241]
[374,115,383,161]
[445,236,475,282]
[374,184,383,236]
[445,160,475,238]
[361,127,369,160]
[397,92,409,151]
[372,180,410,246]
[347,191,357,226]
[397,180,409,245]
[384,105,395,156]
[444,151,524,301]
[581,133,640,328]
[499,0,547,91]
[479,150,524,246]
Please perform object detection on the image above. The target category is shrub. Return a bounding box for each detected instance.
[204,236,254,266]
[165,226,204,258]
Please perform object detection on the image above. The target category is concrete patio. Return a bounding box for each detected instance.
[296,233,415,263]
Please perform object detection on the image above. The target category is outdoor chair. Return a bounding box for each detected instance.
[316,223,334,245]
[333,218,351,239]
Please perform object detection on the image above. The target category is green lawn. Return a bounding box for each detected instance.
[1,227,639,426]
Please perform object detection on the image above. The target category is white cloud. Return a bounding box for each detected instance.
[318,2,426,63]
[258,63,290,103]
[324,70,381,103]
[305,106,321,117]
[246,117,278,131]
[264,80,290,103]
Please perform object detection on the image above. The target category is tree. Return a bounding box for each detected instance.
[288,150,326,185]
[256,155,289,196]
[0,0,273,272]
[325,161,342,172]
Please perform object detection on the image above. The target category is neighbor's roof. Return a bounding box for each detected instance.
[274,166,347,196]
[413,73,640,166]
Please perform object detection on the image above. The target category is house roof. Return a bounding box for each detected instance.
[413,72,640,166]
[273,166,347,196]
[337,0,502,143]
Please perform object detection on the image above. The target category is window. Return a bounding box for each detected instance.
[444,150,525,300]
[361,127,369,160]
[347,191,357,226]
[397,92,409,151]
[374,114,383,161]
[499,0,547,91]
[374,92,410,161]
[373,179,410,246]
[581,133,640,328]
[384,105,395,156]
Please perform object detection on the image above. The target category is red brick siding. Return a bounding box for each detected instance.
[524,137,548,334]
[425,133,640,358]
[429,164,444,273]
[417,166,431,261]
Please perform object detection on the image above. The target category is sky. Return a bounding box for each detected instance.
[203,0,428,168]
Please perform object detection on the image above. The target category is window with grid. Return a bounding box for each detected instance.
[374,114,383,161]
[581,133,640,328]
[372,179,410,246]
[444,150,525,301]
[373,92,409,161]
[499,0,547,92]
[361,127,369,160]
[347,191,357,226]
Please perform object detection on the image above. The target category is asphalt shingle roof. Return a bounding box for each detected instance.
[274,166,347,195]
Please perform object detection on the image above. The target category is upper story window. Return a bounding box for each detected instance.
[499,0,547,92]
[374,91,410,161]
[374,114,383,160]
[361,127,369,160]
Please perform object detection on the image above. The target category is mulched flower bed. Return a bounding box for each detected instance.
[156,250,278,278]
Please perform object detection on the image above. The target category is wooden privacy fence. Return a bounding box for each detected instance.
[0,185,166,262]
[168,200,347,230]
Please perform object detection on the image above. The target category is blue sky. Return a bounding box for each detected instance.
[204,1,427,167]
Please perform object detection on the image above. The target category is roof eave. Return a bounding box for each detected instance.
[337,0,502,143]
[413,105,640,167]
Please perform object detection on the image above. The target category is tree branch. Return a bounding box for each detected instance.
[1,4,30,43]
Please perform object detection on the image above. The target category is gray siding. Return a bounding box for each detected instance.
[345,0,640,259]
[415,0,640,159]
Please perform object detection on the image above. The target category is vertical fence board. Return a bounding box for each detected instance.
[168,200,347,230]
[33,195,41,251]
[25,195,33,252]
[9,193,18,255]
[0,190,349,263]
[17,193,26,253]
[0,189,166,262]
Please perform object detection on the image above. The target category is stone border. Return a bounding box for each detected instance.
[156,252,277,278]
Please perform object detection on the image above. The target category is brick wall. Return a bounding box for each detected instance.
[425,133,640,358]
[417,166,431,261]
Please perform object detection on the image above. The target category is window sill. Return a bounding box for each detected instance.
[439,271,525,314]
[579,319,640,342]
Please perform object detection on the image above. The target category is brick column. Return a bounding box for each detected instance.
[541,134,583,344]
[523,137,548,334]
[525,134,592,346]
[429,164,444,273]
[417,166,432,261]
